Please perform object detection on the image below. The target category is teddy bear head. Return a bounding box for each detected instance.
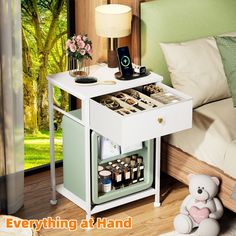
[188,174,220,201]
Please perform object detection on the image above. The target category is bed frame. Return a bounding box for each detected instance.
[119,0,236,212]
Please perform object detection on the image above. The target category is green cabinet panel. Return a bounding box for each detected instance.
[62,110,86,201]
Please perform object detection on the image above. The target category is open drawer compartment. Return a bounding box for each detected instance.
[90,83,192,146]
[91,132,154,205]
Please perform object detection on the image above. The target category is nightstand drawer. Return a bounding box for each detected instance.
[90,84,192,146]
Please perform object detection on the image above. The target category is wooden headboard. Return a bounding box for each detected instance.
[129,0,236,85]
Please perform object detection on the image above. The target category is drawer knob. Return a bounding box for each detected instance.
[157,117,164,124]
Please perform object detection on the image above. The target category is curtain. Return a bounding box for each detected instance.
[0,0,24,214]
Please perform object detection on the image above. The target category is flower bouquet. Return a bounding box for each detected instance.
[66,34,93,77]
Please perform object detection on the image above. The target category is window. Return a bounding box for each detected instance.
[21,0,69,170]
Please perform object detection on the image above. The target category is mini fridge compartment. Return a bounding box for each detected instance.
[91,131,154,205]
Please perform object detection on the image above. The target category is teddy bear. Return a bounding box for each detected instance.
[174,174,224,236]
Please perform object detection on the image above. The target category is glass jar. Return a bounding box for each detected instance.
[68,57,90,77]
[113,166,123,189]
[131,154,138,162]
[98,165,104,192]
[105,161,113,171]
[120,161,125,168]
[137,157,144,182]
[116,159,121,165]
[123,163,131,187]
[99,170,112,193]
[125,156,131,165]
[130,160,138,184]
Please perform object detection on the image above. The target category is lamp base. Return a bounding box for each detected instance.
[108,50,118,68]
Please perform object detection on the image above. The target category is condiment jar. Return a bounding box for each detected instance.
[137,157,144,182]
[99,170,112,193]
[113,166,123,189]
[123,163,131,187]
[130,160,138,184]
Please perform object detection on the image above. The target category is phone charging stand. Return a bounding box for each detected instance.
[114,71,150,81]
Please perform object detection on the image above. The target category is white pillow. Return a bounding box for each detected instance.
[160,37,230,108]
[221,32,236,37]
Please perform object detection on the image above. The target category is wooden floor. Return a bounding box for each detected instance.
[15,167,189,236]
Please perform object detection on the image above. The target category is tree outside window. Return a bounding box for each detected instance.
[21,0,68,169]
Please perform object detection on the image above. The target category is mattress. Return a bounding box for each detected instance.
[166,98,236,178]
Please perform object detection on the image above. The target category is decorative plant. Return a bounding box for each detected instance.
[66,34,93,61]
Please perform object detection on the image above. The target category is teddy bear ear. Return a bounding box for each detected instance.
[187,173,195,182]
[211,177,220,186]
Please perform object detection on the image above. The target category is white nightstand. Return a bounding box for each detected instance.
[47,64,192,219]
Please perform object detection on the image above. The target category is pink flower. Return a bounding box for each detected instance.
[88,48,93,55]
[80,49,86,55]
[85,44,91,52]
[66,34,92,59]
[76,35,81,41]
[76,36,82,45]
[78,40,85,49]
[69,43,76,52]
[66,39,71,49]
[71,36,76,44]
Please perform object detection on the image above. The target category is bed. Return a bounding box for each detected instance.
[120,0,236,212]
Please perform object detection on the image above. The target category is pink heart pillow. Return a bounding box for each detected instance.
[189,206,210,224]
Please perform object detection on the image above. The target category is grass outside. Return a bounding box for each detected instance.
[24,130,62,170]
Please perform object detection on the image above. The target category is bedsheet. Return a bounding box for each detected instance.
[166,98,236,178]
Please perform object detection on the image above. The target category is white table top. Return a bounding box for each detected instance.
[47,64,163,100]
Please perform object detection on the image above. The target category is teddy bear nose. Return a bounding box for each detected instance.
[198,189,203,194]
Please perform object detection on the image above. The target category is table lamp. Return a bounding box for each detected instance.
[95,4,132,68]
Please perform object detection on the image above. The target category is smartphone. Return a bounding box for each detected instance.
[117,46,133,77]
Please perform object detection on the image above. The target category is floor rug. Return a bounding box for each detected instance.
[161,210,236,236]
[0,215,37,236]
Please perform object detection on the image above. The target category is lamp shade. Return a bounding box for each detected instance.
[95,4,132,38]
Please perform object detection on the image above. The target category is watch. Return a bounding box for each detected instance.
[101,97,121,110]
[125,90,157,108]
[126,98,145,111]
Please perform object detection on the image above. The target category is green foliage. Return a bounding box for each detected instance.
[22,0,68,168]
[24,130,62,170]
[22,0,67,76]
[21,0,68,124]
[48,5,68,74]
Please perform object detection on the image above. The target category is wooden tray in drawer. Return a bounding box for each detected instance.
[90,83,192,146]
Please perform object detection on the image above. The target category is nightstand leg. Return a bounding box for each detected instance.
[154,137,161,207]
[48,82,57,205]
[83,99,92,229]
[85,212,92,231]
[86,212,91,221]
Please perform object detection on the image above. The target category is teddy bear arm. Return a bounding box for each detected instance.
[209,198,224,219]
[180,195,192,215]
